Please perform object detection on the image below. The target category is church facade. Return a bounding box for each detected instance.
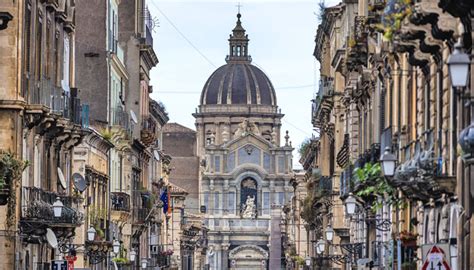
[193,13,294,270]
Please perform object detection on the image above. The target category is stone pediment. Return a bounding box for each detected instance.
[229,245,269,259]
[223,133,274,152]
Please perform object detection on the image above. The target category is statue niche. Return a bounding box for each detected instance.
[240,178,257,219]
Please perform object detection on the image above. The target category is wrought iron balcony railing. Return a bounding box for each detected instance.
[340,165,353,198]
[112,105,132,136]
[319,176,333,193]
[134,208,151,224]
[21,186,83,226]
[111,192,131,212]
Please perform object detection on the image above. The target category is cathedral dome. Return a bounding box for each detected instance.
[199,14,277,106]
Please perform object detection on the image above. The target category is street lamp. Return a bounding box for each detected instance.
[52,197,63,218]
[380,147,397,177]
[316,239,326,254]
[447,40,470,88]
[305,256,311,266]
[325,225,334,242]
[344,193,357,215]
[87,226,96,242]
[459,122,474,163]
[130,249,137,262]
[141,258,148,269]
[112,239,120,254]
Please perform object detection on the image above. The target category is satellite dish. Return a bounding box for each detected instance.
[72,173,87,192]
[46,228,58,248]
[130,110,138,124]
[153,150,160,161]
[57,167,67,189]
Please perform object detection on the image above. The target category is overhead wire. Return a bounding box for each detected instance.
[149,2,217,68]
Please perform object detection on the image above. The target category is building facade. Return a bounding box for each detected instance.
[193,13,294,270]
[300,0,474,269]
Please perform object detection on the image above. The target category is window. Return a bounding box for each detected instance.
[214,192,220,215]
[275,192,284,205]
[45,19,51,77]
[55,30,60,85]
[228,191,235,215]
[62,34,70,92]
[36,14,43,80]
[214,156,221,173]
[263,192,270,215]
[203,191,209,213]
[23,3,32,97]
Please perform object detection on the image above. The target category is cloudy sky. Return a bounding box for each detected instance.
[148,0,339,167]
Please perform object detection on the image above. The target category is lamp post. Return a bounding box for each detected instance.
[141,258,148,269]
[325,225,334,242]
[52,197,64,218]
[380,147,397,177]
[130,249,136,262]
[87,226,96,242]
[344,193,357,216]
[448,37,472,270]
[112,239,120,254]
[316,239,325,255]
[447,40,470,89]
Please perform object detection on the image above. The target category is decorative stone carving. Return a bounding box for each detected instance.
[234,120,260,138]
[241,195,256,218]
[222,125,230,143]
[270,127,277,144]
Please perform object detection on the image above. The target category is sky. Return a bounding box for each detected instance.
[148,0,340,167]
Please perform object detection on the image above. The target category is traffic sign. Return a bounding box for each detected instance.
[51,260,67,270]
[421,245,450,270]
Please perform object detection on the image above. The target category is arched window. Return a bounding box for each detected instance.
[240,177,257,218]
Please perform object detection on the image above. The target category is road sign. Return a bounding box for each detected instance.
[421,245,451,270]
[51,260,67,270]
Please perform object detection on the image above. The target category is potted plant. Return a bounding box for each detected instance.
[0,152,28,205]
[399,230,418,247]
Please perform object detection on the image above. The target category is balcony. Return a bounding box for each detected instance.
[140,117,157,146]
[21,187,83,227]
[112,105,130,129]
[26,77,86,127]
[111,192,131,212]
[134,208,151,224]
[318,176,332,193]
[340,165,354,199]
[311,77,334,128]
[347,16,368,71]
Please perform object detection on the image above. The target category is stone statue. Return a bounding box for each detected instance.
[270,127,277,144]
[241,195,256,218]
[222,125,230,143]
[234,120,260,138]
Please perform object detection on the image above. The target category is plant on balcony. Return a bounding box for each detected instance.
[88,207,107,240]
[354,162,403,211]
[99,128,113,142]
[112,246,130,265]
[300,194,316,225]
[159,249,174,256]
[380,0,413,41]
[0,152,29,230]
[399,230,418,247]
[292,255,305,266]
[298,138,312,157]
